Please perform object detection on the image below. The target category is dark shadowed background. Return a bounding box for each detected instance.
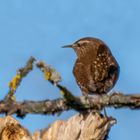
[0,1,140,139]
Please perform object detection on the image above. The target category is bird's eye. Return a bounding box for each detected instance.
[76,42,87,47]
[76,43,81,47]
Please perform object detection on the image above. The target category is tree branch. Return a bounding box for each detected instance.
[1,93,140,117]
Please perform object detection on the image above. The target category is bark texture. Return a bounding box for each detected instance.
[38,113,116,140]
[0,116,32,140]
[0,113,116,140]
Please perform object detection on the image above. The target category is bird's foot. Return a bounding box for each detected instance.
[108,91,122,104]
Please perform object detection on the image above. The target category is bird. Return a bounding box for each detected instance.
[63,37,119,96]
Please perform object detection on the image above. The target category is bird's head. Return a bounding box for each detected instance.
[62,37,103,58]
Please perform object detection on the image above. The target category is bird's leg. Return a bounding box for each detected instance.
[94,94,108,117]
[83,93,89,104]
[82,92,90,103]
[81,92,93,111]
[82,92,98,113]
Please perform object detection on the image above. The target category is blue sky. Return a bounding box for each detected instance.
[0,0,140,139]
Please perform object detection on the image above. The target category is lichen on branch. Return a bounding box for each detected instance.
[4,57,36,102]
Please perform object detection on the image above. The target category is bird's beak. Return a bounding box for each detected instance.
[62,45,73,48]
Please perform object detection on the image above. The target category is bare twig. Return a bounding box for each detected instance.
[36,61,61,85]
[36,61,76,102]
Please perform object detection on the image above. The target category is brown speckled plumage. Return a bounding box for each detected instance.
[64,37,119,96]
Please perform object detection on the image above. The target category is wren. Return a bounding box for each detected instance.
[63,37,119,96]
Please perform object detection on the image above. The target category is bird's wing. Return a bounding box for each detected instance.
[88,44,119,93]
[95,44,119,91]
